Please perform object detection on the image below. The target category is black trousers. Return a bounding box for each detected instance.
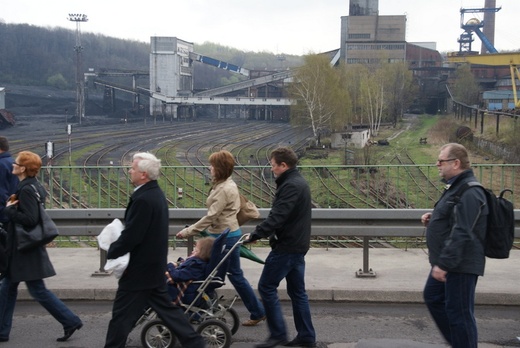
[104,284,205,348]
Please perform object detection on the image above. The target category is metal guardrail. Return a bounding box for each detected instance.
[39,164,520,210]
[47,208,520,277]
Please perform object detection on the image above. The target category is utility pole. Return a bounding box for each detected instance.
[67,13,88,125]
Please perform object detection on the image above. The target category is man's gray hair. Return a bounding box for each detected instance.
[133,152,161,180]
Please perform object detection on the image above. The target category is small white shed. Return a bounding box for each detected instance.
[331,130,370,149]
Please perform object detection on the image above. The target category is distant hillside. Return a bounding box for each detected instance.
[0,23,303,91]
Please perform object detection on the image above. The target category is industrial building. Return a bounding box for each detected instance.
[335,0,446,114]
[339,0,442,69]
[336,0,519,114]
[146,37,292,121]
[83,0,519,121]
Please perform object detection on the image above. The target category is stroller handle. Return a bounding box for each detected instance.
[238,233,251,244]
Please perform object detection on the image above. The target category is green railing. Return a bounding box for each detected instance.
[39,164,520,209]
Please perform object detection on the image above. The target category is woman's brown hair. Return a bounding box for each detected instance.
[209,150,235,183]
[17,151,42,177]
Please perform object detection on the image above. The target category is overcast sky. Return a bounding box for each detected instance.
[1,0,519,55]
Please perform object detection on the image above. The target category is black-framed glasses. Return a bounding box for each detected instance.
[437,158,457,164]
[13,162,23,166]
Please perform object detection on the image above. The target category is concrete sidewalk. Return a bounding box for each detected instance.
[14,247,520,348]
[17,247,520,305]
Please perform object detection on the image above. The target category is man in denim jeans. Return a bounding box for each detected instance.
[245,147,316,348]
[421,143,487,348]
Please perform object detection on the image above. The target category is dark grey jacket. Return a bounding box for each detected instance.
[0,151,19,224]
[5,177,56,283]
[250,167,312,254]
[426,169,488,276]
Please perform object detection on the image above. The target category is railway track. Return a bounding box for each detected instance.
[7,117,516,250]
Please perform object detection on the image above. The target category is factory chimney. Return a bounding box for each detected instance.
[482,0,496,54]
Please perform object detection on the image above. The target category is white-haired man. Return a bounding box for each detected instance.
[104,152,205,348]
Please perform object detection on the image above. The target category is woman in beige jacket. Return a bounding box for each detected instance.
[176,150,266,326]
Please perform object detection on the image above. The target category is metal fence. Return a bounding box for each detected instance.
[39,164,520,209]
[47,208,520,277]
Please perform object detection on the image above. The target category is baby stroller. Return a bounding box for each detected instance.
[137,229,245,348]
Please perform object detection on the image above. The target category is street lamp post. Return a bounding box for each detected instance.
[67,13,88,125]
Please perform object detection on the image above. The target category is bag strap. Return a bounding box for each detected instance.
[29,184,42,204]
[453,181,482,202]
[28,184,46,225]
[452,181,486,246]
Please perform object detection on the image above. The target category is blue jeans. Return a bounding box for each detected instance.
[258,250,315,342]
[423,270,478,348]
[0,277,82,339]
[225,234,265,320]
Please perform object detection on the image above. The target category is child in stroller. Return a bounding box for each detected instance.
[165,237,214,306]
[139,229,242,348]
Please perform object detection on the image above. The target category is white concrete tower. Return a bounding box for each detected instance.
[149,37,194,118]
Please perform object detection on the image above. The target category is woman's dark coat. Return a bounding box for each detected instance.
[4,177,56,283]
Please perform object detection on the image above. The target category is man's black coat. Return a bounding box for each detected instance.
[107,180,169,291]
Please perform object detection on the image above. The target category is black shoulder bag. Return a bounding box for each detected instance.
[16,184,59,251]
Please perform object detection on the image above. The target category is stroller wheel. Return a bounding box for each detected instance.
[217,305,240,335]
[197,319,232,348]
[140,319,177,348]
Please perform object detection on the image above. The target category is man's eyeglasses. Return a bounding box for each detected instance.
[437,158,457,164]
[13,162,23,166]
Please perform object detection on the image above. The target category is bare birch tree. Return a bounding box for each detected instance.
[341,63,368,125]
[384,62,416,126]
[452,64,480,105]
[289,54,350,141]
[346,61,415,135]
[359,64,386,137]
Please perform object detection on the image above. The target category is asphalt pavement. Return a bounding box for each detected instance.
[15,247,520,347]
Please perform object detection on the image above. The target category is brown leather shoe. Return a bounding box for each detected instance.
[242,316,266,326]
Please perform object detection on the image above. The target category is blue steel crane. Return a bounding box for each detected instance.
[458,6,501,54]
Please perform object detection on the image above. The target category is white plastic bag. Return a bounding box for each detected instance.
[97,218,129,279]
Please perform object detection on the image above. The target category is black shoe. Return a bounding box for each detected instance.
[0,337,8,342]
[57,322,83,342]
[284,337,317,347]
[255,337,289,348]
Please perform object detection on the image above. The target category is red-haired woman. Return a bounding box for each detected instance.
[0,151,83,342]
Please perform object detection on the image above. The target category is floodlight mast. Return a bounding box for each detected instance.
[67,14,88,125]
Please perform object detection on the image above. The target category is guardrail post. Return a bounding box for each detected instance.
[92,249,112,277]
[187,236,194,256]
[356,236,376,278]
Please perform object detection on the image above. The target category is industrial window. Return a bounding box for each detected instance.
[347,58,370,64]
[348,33,371,39]
[347,44,405,50]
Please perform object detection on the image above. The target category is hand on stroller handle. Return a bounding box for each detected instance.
[240,233,254,244]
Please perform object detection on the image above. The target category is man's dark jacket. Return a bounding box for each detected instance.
[426,169,488,276]
[108,180,169,290]
[250,167,312,253]
[0,152,18,223]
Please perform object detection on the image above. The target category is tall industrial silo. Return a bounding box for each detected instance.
[482,0,496,54]
[149,37,194,118]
